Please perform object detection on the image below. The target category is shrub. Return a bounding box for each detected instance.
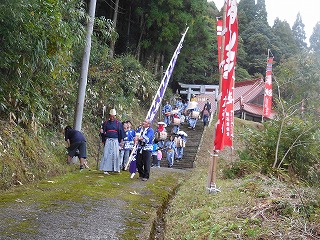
[236,117,320,185]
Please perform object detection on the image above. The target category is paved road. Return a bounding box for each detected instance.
[0,167,190,240]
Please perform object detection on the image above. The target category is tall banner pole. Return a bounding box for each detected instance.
[262,49,269,123]
[207,2,226,194]
[96,106,106,170]
[146,27,189,123]
[263,49,273,121]
[124,27,189,170]
[208,0,238,193]
[216,17,223,68]
[214,0,238,150]
[207,151,219,193]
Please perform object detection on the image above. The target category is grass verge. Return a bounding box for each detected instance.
[164,119,320,240]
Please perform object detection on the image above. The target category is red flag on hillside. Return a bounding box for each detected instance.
[263,56,273,118]
[217,18,223,65]
[214,0,238,151]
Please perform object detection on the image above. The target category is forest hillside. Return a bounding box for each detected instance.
[0,0,319,200]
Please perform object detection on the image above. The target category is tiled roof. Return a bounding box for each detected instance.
[193,78,277,120]
[234,78,277,119]
[234,78,264,109]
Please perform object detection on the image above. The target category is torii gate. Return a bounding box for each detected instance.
[178,82,219,112]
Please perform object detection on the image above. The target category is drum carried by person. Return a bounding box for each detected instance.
[173,117,181,126]
[180,115,185,123]
[186,101,200,130]
[171,108,181,134]
[156,122,168,142]
[175,137,185,148]
[186,101,198,111]
[175,130,187,161]
[157,131,167,140]
[191,110,200,119]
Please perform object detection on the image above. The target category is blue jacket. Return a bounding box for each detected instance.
[125,129,136,141]
[140,127,154,152]
[65,129,86,144]
[162,104,172,114]
[101,119,125,143]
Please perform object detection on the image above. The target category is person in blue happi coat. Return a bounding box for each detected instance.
[136,119,154,181]
[162,101,172,126]
[165,135,176,168]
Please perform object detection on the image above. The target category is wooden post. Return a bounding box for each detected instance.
[207,151,220,193]
[206,1,227,194]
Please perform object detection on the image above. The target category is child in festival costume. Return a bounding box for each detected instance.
[188,106,200,130]
[156,148,162,168]
[128,129,141,179]
[171,107,181,134]
[162,101,172,126]
[155,122,167,148]
[165,135,176,168]
[151,139,159,167]
[122,120,136,170]
[175,131,187,161]
[175,97,183,109]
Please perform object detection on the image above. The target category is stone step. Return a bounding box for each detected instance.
[158,119,204,169]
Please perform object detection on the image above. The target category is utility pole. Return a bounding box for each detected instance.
[109,0,119,58]
[74,0,97,131]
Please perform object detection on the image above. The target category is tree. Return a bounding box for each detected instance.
[255,0,268,23]
[174,11,217,85]
[241,20,274,75]
[238,75,320,183]
[238,0,284,76]
[271,18,299,59]
[237,0,256,33]
[292,13,307,50]
[234,36,251,81]
[309,22,320,54]
[273,52,320,117]
[108,0,119,59]
[0,0,86,127]
[239,101,320,183]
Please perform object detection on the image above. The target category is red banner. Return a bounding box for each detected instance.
[263,57,273,118]
[214,0,238,151]
[217,19,223,65]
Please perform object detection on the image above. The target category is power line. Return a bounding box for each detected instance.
[101,0,125,14]
[109,0,126,11]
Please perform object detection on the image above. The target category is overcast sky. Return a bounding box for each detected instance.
[209,0,320,44]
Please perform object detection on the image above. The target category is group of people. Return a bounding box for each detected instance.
[98,109,155,181]
[64,96,211,180]
[64,109,167,181]
[162,96,212,131]
[153,122,188,168]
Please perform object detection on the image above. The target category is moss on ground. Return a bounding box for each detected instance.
[0,165,190,239]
